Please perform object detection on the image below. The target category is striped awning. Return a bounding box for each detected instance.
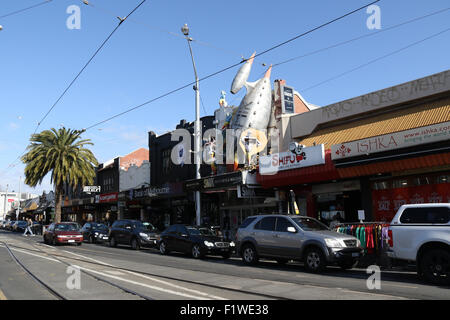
[299,97,450,150]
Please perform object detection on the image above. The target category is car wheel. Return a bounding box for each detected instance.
[159,241,169,255]
[52,237,58,246]
[304,247,326,273]
[276,258,289,265]
[131,238,140,250]
[242,244,258,265]
[191,244,204,259]
[110,236,117,247]
[420,249,450,286]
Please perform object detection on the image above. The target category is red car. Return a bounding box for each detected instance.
[43,222,83,246]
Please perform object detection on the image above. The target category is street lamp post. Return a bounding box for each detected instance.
[182,23,202,226]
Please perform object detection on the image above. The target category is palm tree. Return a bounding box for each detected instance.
[21,127,98,223]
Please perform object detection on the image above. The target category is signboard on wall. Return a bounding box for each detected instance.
[259,144,325,175]
[372,183,450,222]
[331,121,450,160]
[281,85,295,114]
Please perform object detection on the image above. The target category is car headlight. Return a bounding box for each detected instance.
[95,232,99,236]
[324,238,343,248]
[139,232,149,238]
[204,241,214,247]
[229,241,235,247]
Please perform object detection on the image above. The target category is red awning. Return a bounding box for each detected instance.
[257,150,339,188]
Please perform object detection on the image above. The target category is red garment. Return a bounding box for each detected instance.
[366,226,374,254]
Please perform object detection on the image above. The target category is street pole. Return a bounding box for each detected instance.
[17,176,21,219]
[182,24,202,226]
[3,184,8,221]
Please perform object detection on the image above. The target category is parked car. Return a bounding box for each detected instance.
[13,221,28,233]
[43,222,83,246]
[387,203,450,285]
[81,222,109,243]
[109,220,159,250]
[6,220,16,231]
[158,224,235,259]
[0,220,7,229]
[235,214,363,272]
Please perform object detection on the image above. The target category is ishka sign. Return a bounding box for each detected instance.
[331,121,450,160]
[259,144,325,175]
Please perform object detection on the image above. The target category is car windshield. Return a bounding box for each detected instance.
[91,223,108,230]
[135,222,156,231]
[291,217,329,231]
[187,227,215,236]
[55,224,80,231]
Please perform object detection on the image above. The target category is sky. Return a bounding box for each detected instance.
[0,0,449,195]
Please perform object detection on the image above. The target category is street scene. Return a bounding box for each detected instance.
[0,0,449,309]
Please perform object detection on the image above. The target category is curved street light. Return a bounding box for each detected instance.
[181,23,202,227]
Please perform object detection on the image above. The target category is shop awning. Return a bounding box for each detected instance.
[257,150,339,188]
[337,152,450,178]
[298,97,450,149]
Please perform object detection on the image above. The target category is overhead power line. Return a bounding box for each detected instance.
[83,0,380,131]
[35,0,147,134]
[271,7,450,68]
[0,0,148,176]
[81,0,244,58]
[0,0,52,20]
[300,27,450,92]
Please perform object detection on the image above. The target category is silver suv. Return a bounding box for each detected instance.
[235,215,362,272]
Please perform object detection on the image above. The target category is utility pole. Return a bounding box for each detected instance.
[182,23,202,226]
[3,184,8,221]
[17,176,21,219]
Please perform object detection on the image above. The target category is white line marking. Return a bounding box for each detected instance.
[76,265,215,300]
[62,249,226,300]
[340,289,408,299]
[61,250,113,266]
[125,270,227,300]
[9,247,61,263]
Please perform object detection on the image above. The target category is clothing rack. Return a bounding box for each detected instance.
[334,222,389,226]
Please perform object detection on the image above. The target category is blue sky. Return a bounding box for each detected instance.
[0,0,449,194]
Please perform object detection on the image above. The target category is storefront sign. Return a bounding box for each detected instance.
[237,185,275,198]
[185,171,243,191]
[281,84,295,114]
[259,144,325,175]
[332,121,450,160]
[99,192,118,203]
[83,186,101,193]
[372,183,450,222]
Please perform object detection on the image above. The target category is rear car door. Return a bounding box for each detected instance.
[274,217,302,258]
[252,217,277,256]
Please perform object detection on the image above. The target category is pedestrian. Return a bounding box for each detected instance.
[23,217,34,237]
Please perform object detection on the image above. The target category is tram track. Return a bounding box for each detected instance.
[1,240,154,300]
[3,240,290,300]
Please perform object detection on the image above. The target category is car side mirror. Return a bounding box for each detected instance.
[287,227,297,233]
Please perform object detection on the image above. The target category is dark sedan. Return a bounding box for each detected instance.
[43,222,83,246]
[158,224,235,259]
[80,222,109,243]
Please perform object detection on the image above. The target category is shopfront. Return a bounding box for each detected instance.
[186,170,277,238]
[98,192,119,224]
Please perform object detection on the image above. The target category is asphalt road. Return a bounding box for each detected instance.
[0,230,448,300]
